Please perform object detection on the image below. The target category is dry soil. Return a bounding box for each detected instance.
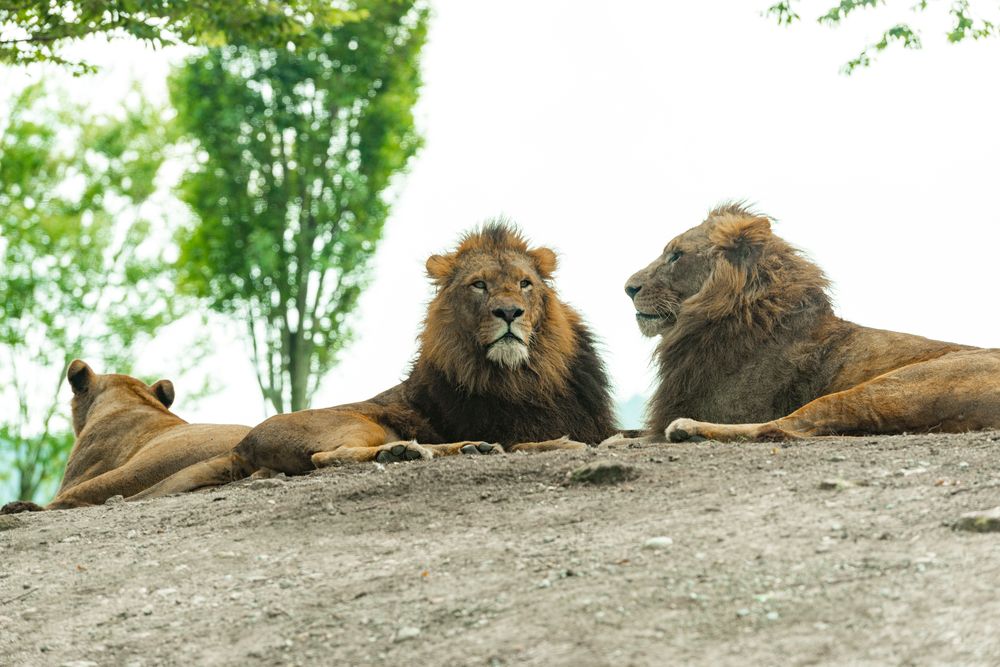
[2,432,1000,666]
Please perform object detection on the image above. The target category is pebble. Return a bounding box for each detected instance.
[954,506,1000,533]
[643,536,674,550]
[736,608,751,618]
[394,626,421,642]
[818,478,855,491]
[248,478,285,490]
[765,611,780,621]
[104,495,125,505]
[61,662,98,667]
[567,460,639,485]
[958,461,970,469]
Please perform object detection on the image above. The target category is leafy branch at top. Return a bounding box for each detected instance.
[0,1,366,74]
[764,0,998,73]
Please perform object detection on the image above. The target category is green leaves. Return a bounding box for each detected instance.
[172,0,427,413]
[764,0,999,73]
[0,0,365,75]
[0,82,175,503]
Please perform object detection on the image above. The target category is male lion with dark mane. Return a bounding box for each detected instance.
[133,221,617,498]
[625,203,1000,442]
[1,361,250,513]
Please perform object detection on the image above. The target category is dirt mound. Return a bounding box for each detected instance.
[3,432,1000,665]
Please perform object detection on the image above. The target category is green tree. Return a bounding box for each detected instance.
[0,0,363,74]
[171,1,426,415]
[766,1,998,73]
[0,83,174,503]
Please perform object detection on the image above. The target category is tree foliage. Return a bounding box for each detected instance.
[171,0,427,414]
[0,83,174,502]
[765,0,998,73]
[0,0,364,74]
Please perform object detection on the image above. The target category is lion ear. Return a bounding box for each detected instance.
[426,253,456,285]
[151,379,175,409]
[67,359,95,395]
[529,247,558,279]
[710,216,772,264]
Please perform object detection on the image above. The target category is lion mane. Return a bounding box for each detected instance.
[398,220,617,446]
[628,203,998,440]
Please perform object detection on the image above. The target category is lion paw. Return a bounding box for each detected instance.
[1,501,45,514]
[374,441,433,463]
[666,418,704,443]
[459,442,504,455]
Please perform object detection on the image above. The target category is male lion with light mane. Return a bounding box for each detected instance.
[625,203,1000,442]
[1,361,250,513]
[133,221,617,498]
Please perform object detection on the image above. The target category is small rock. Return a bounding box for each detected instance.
[954,506,1000,533]
[395,626,421,642]
[958,461,970,469]
[567,460,639,485]
[61,662,98,667]
[248,478,285,490]
[142,606,153,616]
[154,588,177,597]
[104,495,125,505]
[0,516,21,531]
[61,535,80,543]
[537,578,552,588]
[643,536,674,550]
[828,455,847,462]
[736,608,751,618]
[819,478,855,491]
[765,611,780,621]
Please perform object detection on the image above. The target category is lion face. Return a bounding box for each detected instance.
[67,360,176,435]
[426,238,555,370]
[625,224,713,337]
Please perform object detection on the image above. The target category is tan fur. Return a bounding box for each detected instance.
[131,222,617,500]
[625,204,1000,441]
[1,360,250,512]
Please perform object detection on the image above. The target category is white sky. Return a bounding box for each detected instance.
[3,0,999,430]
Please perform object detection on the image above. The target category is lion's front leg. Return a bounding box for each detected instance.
[312,440,435,466]
[1,500,45,514]
[666,417,797,443]
[509,436,588,453]
[423,441,504,457]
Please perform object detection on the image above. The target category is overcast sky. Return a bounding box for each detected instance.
[4,0,999,429]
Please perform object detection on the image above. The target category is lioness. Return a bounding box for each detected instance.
[625,203,1000,441]
[133,221,617,498]
[0,361,250,512]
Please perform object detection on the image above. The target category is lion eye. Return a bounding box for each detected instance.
[668,250,684,263]
[471,280,487,290]
[520,279,532,289]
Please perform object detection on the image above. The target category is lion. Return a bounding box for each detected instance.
[624,203,1000,442]
[131,221,618,499]
[0,360,251,513]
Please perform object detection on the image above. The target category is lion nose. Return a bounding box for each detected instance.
[492,307,524,324]
[625,284,641,300]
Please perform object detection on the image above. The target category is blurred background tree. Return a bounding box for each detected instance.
[0,0,363,74]
[0,83,175,502]
[766,1,997,73]
[172,0,427,414]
